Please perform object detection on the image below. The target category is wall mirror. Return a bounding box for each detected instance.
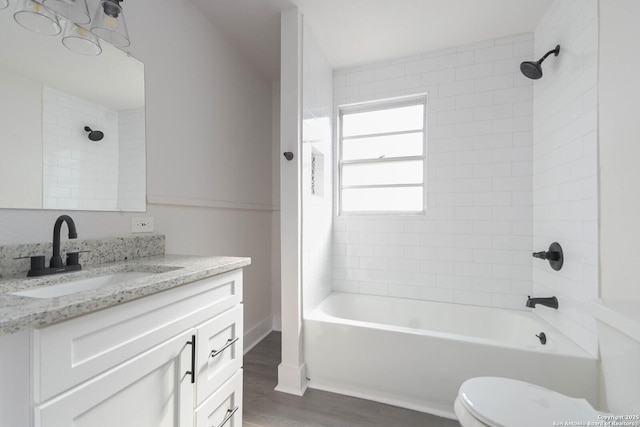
[0,6,145,212]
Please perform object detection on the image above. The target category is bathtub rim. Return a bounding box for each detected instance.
[305,291,596,361]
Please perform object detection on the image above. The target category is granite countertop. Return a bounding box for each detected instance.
[0,254,251,335]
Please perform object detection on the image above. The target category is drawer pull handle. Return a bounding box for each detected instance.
[210,337,239,359]
[186,335,196,384]
[215,406,239,427]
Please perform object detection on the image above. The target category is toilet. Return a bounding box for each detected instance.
[454,300,640,427]
[454,377,601,426]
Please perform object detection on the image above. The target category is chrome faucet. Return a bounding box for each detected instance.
[526,296,559,309]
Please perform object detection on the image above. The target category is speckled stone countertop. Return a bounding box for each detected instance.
[0,254,251,335]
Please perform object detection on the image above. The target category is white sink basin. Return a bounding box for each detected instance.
[11,271,156,299]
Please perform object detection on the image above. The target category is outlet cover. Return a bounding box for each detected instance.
[131,216,154,233]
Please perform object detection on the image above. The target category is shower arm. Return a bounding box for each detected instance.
[537,45,560,65]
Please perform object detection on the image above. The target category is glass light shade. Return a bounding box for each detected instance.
[14,0,61,35]
[43,0,90,25]
[90,0,129,47]
[62,22,101,56]
[0,0,9,10]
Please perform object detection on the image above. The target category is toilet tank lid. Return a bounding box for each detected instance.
[458,377,598,427]
[590,299,640,342]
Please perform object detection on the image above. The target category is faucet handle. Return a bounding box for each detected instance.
[66,250,89,266]
[14,255,47,275]
[66,252,79,266]
[532,242,564,271]
[14,255,46,270]
[532,251,549,260]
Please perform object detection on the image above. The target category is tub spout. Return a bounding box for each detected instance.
[526,296,558,309]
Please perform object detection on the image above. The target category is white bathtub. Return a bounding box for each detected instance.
[304,292,598,419]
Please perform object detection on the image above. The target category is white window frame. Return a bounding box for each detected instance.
[337,95,428,216]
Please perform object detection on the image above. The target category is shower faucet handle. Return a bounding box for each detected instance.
[532,250,559,261]
[532,242,564,271]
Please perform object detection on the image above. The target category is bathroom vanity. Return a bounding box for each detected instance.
[0,250,249,427]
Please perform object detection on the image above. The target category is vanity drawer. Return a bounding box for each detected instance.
[33,269,242,403]
[195,370,243,427]
[196,304,243,405]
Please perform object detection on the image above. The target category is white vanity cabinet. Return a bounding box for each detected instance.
[4,268,244,427]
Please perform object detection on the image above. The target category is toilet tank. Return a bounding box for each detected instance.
[591,300,640,414]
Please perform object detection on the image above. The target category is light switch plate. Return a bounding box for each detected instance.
[131,216,154,233]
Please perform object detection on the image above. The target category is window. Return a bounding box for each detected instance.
[338,96,426,214]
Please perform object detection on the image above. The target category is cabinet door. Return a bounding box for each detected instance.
[196,304,243,404]
[35,330,195,427]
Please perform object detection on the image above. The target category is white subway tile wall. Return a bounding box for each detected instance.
[532,0,599,357]
[333,34,535,310]
[42,87,119,210]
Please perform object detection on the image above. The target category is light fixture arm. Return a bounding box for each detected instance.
[102,0,123,18]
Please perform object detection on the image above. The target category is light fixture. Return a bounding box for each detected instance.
[14,0,61,35]
[90,0,129,47]
[62,21,101,56]
[42,0,90,25]
[5,0,132,55]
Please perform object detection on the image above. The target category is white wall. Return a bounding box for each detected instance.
[599,0,640,302]
[117,108,146,212]
[42,87,119,211]
[333,34,535,310]
[0,0,275,347]
[302,22,333,313]
[532,0,599,356]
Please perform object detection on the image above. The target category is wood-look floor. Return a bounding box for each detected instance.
[242,332,459,427]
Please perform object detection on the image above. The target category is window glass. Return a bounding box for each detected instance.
[342,132,423,161]
[342,104,424,137]
[338,97,426,215]
[342,161,423,187]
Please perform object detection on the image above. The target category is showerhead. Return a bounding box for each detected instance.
[520,45,560,80]
[520,61,543,80]
[84,126,104,142]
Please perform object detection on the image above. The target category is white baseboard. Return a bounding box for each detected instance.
[272,313,282,331]
[243,315,274,355]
